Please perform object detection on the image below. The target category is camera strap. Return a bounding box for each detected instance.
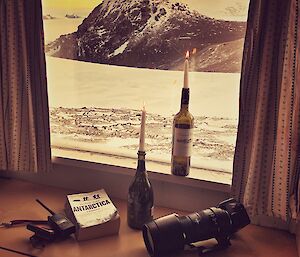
[0,220,48,228]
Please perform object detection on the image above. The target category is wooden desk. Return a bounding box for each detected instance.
[0,178,297,257]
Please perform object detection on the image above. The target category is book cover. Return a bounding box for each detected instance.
[65,189,120,241]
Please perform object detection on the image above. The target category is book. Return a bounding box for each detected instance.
[65,189,120,241]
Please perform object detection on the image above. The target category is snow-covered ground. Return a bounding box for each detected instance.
[47,57,240,118]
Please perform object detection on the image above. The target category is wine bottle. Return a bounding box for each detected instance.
[127,151,154,230]
[171,52,194,176]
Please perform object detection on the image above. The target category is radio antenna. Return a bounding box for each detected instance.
[36,199,55,215]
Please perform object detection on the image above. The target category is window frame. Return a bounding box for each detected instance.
[41,0,247,205]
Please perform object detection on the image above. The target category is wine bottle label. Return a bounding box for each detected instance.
[173,128,193,157]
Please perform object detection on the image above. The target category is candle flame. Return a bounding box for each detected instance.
[185,51,189,59]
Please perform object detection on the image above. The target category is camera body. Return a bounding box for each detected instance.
[142,198,250,257]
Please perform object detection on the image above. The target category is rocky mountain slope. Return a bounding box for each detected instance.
[46,0,246,72]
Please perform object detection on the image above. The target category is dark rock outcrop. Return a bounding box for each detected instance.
[46,0,246,72]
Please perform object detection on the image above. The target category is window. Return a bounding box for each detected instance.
[42,0,249,177]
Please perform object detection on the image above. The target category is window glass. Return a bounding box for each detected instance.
[42,0,249,173]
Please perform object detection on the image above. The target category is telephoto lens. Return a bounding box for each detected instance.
[142,198,250,257]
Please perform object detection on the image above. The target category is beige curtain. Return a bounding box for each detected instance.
[232,0,300,228]
[0,0,51,173]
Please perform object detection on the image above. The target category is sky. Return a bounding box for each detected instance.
[42,0,101,9]
[42,0,249,20]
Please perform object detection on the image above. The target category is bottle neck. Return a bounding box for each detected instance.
[137,151,146,171]
[180,88,189,111]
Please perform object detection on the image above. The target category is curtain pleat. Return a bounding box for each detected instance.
[232,0,300,226]
[0,0,51,173]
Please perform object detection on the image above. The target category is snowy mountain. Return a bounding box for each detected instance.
[45,0,246,72]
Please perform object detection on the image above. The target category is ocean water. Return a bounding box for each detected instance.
[43,18,85,44]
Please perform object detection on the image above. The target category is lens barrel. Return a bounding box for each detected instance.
[143,214,185,256]
[142,199,250,257]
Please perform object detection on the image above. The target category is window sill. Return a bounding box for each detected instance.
[0,148,231,212]
[51,150,231,211]
[52,147,232,193]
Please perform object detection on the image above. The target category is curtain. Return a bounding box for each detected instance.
[232,0,300,228]
[0,0,51,173]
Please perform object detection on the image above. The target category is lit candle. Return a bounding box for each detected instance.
[184,51,189,88]
[138,104,146,152]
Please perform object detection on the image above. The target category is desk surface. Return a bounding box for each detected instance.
[0,178,297,257]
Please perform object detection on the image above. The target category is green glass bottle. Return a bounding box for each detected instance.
[127,151,154,230]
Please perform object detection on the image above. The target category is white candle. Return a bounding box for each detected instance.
[184,51,189,89]
[138,104,146,152]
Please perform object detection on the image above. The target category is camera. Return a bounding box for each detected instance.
[142,198,250,256]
